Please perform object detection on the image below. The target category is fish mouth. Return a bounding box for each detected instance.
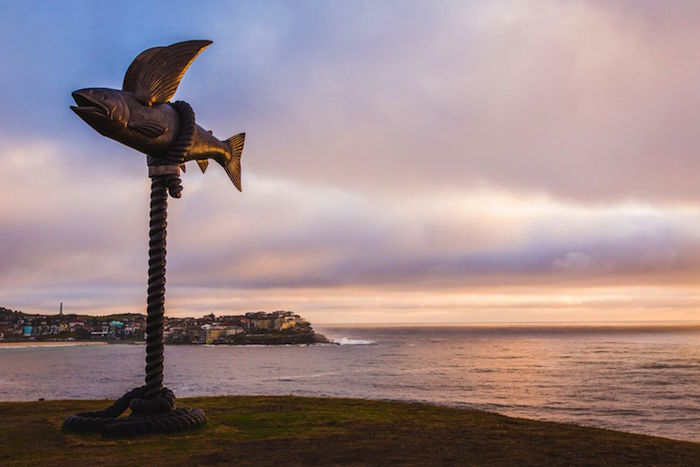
[70,90,110,118]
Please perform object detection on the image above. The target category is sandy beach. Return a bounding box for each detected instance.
[0,341,107,349]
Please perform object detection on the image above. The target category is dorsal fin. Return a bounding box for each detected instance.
[123,47,163,92]
[129,40,212,105]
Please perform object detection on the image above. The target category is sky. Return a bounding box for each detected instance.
[1,0,700,323]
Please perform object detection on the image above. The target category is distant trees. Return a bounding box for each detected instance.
[74,328,91,340]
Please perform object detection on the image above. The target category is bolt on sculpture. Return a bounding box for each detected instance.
[63,40,244,436]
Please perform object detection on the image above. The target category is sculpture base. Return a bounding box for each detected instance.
[101,407,206,437]
[62,385,206,437]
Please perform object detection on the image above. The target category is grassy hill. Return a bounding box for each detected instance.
[1,396,698,466]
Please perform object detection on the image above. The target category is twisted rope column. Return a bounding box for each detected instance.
[144,174,168,399]
[63,101,205,436]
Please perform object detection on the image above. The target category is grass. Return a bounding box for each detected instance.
[0,396,698,466]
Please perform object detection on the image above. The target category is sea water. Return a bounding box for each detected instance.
[0,323,698,442]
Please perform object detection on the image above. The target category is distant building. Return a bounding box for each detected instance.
[242,310,302,333]
[279,320,296,331]
[2,307,316,344]
[200,324,224,344]
[252,318,274,331]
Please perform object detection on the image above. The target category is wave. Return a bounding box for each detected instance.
[333,337,375,345]
[274,372,340,382]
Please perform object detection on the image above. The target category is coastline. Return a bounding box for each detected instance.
[0,341,107,348]
[0,336,333,347]
[0,330,332,347]
[1,395,698,466]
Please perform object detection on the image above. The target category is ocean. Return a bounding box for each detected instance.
[1,323,698,442]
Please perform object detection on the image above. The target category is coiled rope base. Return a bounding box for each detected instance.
[63,101,205,437]
[62,385,206,437]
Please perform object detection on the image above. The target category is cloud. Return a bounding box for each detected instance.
[199,0,700,201]
[2,1,700,321]
[552,252,597,273]
[3,139,700,294]
[4,1,700,201]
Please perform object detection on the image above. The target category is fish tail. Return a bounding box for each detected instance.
[220,132,245,191]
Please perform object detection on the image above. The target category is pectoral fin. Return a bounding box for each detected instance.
[128,120,167,138]
[197,159,209,173]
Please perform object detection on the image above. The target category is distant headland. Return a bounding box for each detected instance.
[0,306,330,345]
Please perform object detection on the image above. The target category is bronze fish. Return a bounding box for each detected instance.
[71,40,245,190]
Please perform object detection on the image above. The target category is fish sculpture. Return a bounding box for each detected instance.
[70,40,245,190]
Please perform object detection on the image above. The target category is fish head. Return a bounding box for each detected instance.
[71,87,176,155]
[71,88,130,136]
